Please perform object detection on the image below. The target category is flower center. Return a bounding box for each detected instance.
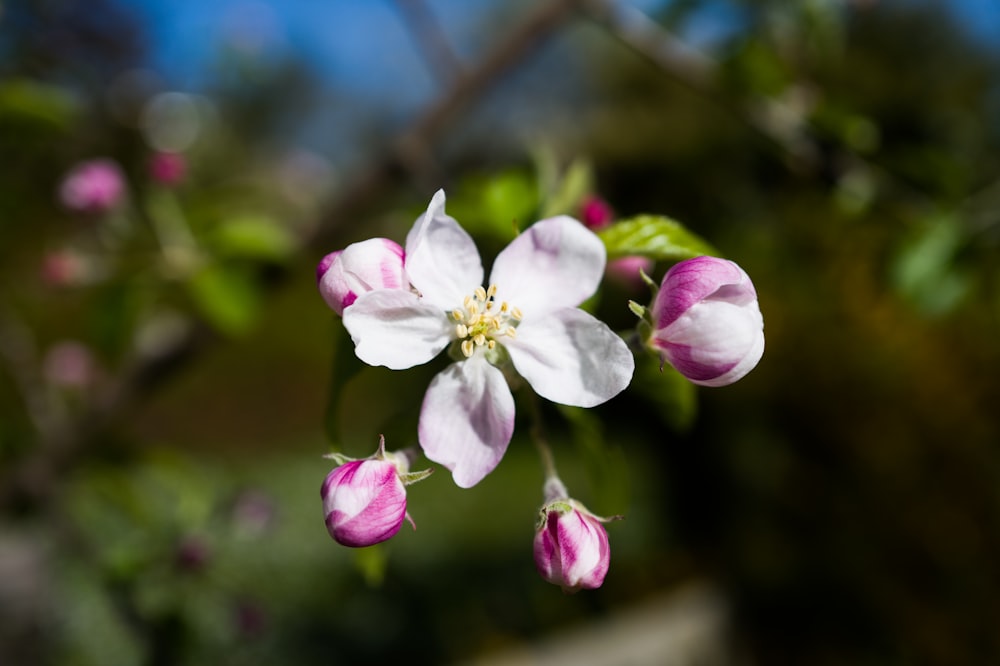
[450,284,522,358]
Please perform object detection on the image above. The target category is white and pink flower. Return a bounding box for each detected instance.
[649,256,764,387]
[318,190,634,488]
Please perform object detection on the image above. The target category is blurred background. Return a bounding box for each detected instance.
[2,0,1000,664]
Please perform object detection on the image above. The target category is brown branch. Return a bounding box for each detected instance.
[392,0,465,87]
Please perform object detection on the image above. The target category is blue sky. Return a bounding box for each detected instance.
[123,0,999,156]
[130,0,999,94]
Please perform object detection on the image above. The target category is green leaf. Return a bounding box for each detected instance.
[211,216,297,263]
[187,264,260,335]
[891,213,971,316]
[540,158,593,218]
[446,171,539,242]
[0,79,80,129]
[599,215,718,261]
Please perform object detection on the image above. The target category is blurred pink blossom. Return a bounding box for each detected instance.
[43,341,97,389]
[148,152,186,186]
[59,159,125,213]
[40,250,87,287]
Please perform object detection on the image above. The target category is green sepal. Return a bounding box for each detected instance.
[399,468,434,486]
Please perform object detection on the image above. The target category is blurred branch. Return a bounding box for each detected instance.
[392,0,465,87]
[312,0,579,246]
[580,0,820,169]
[0,0,580,512]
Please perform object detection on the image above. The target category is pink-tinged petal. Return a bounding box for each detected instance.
[317,238,406,315]
[534,502,610,592]
[505,308,634,408]
[404,190,483,309]
[489,216,606,314]
[418,354,515,488]
[342,289,452,369]
[652,256,757,329]
[321,460,407,547]
[653,300,764,387]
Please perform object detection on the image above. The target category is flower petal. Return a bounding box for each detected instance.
[489,216,605,314]
[317,238,406,315]
[505,308,634,408]
[653,256,757,329]
[654,299,765,387]
[418,354,515,488]
[342,289,452,369]
[405,190,483,309]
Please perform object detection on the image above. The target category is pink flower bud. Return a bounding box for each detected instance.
[43,340,97,389]
[321,458,408,547]
[317,238,406,315]
[606,255,655,290]
[40,250,87,286]
[534,497,611,593]
[650,256,764,387]
[580,194,614,231]
[59,159,125,213]
[149,152,186,186]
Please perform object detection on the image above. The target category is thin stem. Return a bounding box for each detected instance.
[526,391,567,501]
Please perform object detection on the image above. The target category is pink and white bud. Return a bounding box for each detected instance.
[321,438,430,548]
[534,479,612,593]
[59,159,125,213]
[149,152,186,186]
[650,256,764,387]
[317,238,406,315]
[321,457,408,548]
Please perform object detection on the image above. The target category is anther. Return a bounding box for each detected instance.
[461,340,474,357]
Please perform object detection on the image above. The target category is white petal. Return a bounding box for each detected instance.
[418,354,515,488]
[505,308,634,407]
[405,190,483,309]
[489,216,605,314]
[342,289,452,370]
